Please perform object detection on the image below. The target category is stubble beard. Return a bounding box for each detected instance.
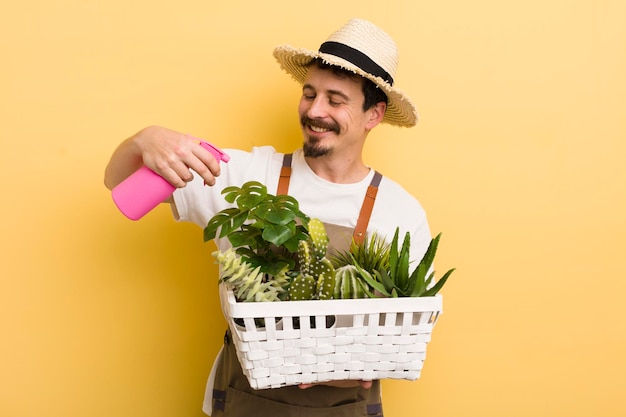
[303,136,333,158]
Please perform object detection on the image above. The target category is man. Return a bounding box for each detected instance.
[105,18,431,417]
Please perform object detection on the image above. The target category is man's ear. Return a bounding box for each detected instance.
[365,101,387,130]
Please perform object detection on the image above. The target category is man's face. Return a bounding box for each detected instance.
[298,65,375,158]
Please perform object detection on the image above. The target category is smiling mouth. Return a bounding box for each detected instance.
[301,116,339,135]
[309,125,332,133]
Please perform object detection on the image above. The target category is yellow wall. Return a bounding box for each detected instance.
[2,1,625,416]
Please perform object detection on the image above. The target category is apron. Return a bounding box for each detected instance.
[209,155,384,417]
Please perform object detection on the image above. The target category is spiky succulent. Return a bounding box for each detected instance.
[332,231,391,274]
[214,248,288,302]
[357,230,455,298]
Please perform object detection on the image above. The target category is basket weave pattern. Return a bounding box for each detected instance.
[219,285,443,390]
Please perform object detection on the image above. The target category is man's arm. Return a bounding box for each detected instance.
[104,126,222,203]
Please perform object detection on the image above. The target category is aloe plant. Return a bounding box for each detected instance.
[357,229,455,298]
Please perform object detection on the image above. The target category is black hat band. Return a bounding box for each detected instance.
[319,41,394,86]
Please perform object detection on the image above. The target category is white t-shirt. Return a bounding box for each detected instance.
[173,146,432,263]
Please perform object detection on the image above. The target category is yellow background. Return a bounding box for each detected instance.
[2,1,625,416]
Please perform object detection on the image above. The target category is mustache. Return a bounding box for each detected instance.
[300,115,340,133]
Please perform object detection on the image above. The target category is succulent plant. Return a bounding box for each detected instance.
[333,265,367,299]
[357,229,455,298]
[332,231,391,273]
[213,248,289,302]
[331,232,390,299]
[288,219,336,300]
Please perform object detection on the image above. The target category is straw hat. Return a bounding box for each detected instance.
[273,18,418,127]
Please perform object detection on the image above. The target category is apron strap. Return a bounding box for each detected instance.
[276,153,293,196]
[353,171,382,245]
[277,153,382,245]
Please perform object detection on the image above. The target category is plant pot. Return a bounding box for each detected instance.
[291,315,336,329]
[233,316,282,330]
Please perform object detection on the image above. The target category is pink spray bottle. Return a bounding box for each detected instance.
[111,139,230,220]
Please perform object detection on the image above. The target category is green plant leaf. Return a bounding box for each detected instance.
[356,266,390,297]
[422,268,455,297]
[409,263,428,296]
[388,228,400,277]
[376,268,395,293]
[396,232,411,290]
[204,208,246,241]
[221,185,243,204]
[228,226,261,248]
[254,195,300,226]
[225,181,267,208]
[262,223,295,246]
[280,225,310,253]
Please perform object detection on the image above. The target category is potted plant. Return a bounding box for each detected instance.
[204,180,310,277]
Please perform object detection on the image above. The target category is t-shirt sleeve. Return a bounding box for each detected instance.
[172,146,283,228]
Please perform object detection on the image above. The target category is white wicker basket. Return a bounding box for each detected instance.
[219,284,443,390]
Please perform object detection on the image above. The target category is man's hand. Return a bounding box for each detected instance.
[104,125,222,191]
[134,126,222,188]
[298,380,373,390]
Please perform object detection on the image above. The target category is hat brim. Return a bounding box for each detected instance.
[273,45,418,128]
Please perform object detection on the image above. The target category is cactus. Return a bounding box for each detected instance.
[333,265,367,299]
[287,219,336,300]
[288,273,317,300]
[307,217,328,259]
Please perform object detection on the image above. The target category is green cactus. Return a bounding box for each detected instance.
[333,265,367,299]
[288,273,316,300]
[315,261,335,299]
[287,219,335,300]
[308,218,328,259]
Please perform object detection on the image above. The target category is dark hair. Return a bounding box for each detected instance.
[308,59,388,112]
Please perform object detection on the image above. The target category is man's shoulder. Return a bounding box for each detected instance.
[377,175,426,212]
